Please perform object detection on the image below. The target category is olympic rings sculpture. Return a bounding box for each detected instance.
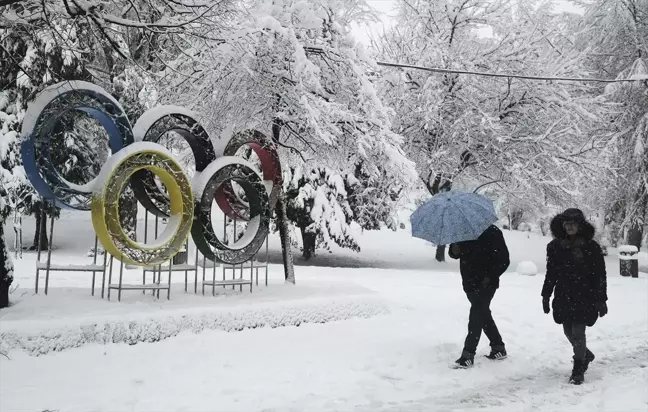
[20,81,282,266]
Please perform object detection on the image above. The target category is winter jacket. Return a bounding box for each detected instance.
[542,209,608,327]
[449,225,510,293]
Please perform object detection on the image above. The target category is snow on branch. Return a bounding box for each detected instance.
[66,0,224,30]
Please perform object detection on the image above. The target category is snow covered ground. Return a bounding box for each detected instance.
[1,213,647,412]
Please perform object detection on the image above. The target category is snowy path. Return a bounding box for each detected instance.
[2,216,647,411]
[369,339,648,412]
[2,266,647,412]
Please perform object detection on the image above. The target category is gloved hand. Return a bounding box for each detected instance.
[596,301,608,317]
[542,297,550,314]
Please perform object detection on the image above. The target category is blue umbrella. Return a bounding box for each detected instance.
[410,191,498,245]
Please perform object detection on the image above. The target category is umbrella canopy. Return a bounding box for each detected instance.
[410,191,498,245]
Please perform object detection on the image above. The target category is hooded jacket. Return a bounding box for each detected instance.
[542,209,607,326]
[449,225,510,293]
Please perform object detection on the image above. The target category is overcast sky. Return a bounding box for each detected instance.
[350,0,584,46]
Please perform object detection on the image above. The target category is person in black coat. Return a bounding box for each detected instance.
[542,208,608,385]
[449,225,510,368]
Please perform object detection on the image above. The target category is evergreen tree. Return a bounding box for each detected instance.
[284,166,359,259]
[345,161,402,232]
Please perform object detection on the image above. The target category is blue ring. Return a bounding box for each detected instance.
[22,90,133,210]
[38,107,127,194]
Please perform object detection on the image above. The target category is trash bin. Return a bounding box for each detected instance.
[618,245,639,278]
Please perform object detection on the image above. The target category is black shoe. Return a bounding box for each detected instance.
[569,359,586,385]
[454,356,474,369]
[583,350,595,373]
[485,349,507,360]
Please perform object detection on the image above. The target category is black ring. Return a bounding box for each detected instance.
[131,109,216,217]
[192,162,270,264]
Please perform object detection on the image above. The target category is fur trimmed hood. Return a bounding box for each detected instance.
[550,208,596,241]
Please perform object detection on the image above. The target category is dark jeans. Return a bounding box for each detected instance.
[562,322,587,360]
[463,288,505,357]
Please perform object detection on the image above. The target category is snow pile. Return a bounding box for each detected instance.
[0,295,390,356]
[516,260,538,276]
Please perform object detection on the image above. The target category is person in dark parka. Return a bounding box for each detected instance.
[542,208,608,385]
[449,225,510,368]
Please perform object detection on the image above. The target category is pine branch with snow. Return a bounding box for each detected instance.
[284,166,359,259]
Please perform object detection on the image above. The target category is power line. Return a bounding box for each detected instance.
[374,61,639,83]
[374,61,642,83]
[303,45,643,83]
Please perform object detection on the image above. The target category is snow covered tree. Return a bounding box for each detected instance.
[573,0,648,250]
[375,0,614,258]
[284,166,359,259]
[166,0,415,189]
[1,0,221,244]
[1,1,97,249]
[162,0,415,274]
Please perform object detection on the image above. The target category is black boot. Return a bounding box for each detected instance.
[485,348,507,360]
[454,352,475,368]
[569,359,586,385]
[583,350,595,373]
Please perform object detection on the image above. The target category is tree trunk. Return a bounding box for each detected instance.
[276,193,295,283]
[435,245,446,262]
[539,220,547,236]
[627,225,643,251]
[300,226,316,260]
[0,284,8,309]
[1,225,12,309]
[510,210,524,231]
[30,201,49,251]
[271,120,295,284]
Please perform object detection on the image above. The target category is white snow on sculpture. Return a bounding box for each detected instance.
[20,80,127,139]
[132,105,202,141]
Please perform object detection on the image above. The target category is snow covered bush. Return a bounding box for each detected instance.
[516,261,538,277]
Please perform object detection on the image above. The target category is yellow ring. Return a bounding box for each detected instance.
[92,145,194,266]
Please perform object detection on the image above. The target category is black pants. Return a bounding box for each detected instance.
[562,322,588,360]
[463,288,505,357]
